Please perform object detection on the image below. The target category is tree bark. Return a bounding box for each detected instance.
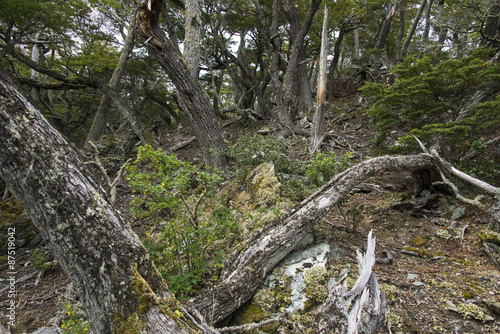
[396,0,405,62]
[186,154,437,324]
[86,11,138,145]
[274,0,322,135]
[310,5,328,155]
[279,0,314,115]
[401,0,427,58]
[0,68,188,334]
[138,0,228,169]
[376,2,398,50]
[184,0,202,77]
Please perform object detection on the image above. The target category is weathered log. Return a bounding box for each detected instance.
[316,231,387,334]
[186,154,436,324]
[0,66,189,333]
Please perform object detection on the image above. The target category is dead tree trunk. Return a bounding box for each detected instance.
[186,154,437,324]
[316,231,387,333]
[310,5,328,155]
[0,68,188,333]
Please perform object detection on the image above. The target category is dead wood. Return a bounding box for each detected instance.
[316,231,387,333]
[185,154,435,324]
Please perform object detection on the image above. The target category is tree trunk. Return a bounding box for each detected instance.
[138,0,228,169]
[482,0,500,48]
[327,25,345,99]
[274,0,322,135]
[186,154,437,324]
[396,0,405,62]
[280,0,314,115]
[184,0,202,77]
[0,68,188,334]
[376,2,398,50]
[401,0,427,58]
[310,5,328,155]
[86,12,138,145]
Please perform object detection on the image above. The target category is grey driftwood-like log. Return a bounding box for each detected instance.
[186,154,437,324]
[316,230,387,333]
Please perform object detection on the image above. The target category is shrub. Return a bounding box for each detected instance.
[363,50,500,159]
[127,145,240,298]
[306,151,353,187]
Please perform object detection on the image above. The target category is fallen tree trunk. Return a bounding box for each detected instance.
[186,154,437,324]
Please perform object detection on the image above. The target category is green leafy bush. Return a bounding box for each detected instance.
[306,151,353,187]
[61,302,91,334]
[363,50,500,158]
[127,145,240,298]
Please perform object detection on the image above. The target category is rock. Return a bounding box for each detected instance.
[407,273,419,280]
[262,243,331,313]
[450,205,466,220]
[413,281,425,287]
[31,327,60,334]
[234,162,281,209]
[412,236,427,247]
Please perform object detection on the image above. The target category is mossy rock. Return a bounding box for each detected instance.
[233,163,281,210]
[477,230,500,246]
[0,197,40,253]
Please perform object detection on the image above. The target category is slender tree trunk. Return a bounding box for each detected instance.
[396,0,405,62]
[376,2,398,50]
[401,0,427,58]
[280,0,314,115]
[86,12,138,145]
[0,68,188,334]
[436,0,448,49]
[274,0,322,136]
[327,26,345,99]
[138,0,228,168]
[184,0,201,77]
[482,0,500,48]
[30,32,41,101]
[353,25,360,59]
[310,5,328,155]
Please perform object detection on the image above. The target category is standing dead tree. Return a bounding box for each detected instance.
[310,5,329,155]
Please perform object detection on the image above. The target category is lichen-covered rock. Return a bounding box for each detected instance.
[304,265,328,305]
[234,162,281,210]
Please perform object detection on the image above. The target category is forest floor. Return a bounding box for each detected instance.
[1,96,499,333]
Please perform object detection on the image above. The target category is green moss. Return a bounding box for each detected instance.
[380,283,400,302]
[304,266,328,308]
[111,263,158,334]
[477,230,500,246]
[457,303,489,322]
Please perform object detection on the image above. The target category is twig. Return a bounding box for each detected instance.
[218,318,280,332]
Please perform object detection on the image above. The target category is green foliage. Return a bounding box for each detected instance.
[31,248,58,271]
[306,152,353,187]
[226,133,305,175]
[61,302,91,334]
[363,51,500,156]
[127,145,240,298]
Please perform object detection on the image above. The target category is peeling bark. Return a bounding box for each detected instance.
[0,68,187,334]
